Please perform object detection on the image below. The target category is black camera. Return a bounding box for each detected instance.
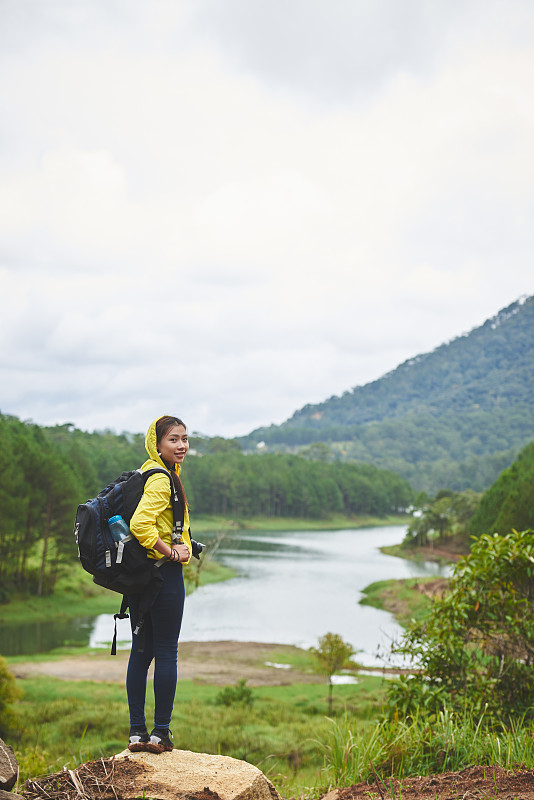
[190,538,206,560]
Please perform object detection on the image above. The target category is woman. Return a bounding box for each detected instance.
[126,414,192,753]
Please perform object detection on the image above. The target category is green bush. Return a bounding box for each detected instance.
[386,529,534,721]
[215,679,254,707]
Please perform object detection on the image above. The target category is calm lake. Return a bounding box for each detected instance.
[0,524,450,665]
[174,525,450,666]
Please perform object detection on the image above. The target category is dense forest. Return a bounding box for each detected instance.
[469,440,534,536]
[184,451,411,519]
[239,296,534,493]
[0,414,412,595]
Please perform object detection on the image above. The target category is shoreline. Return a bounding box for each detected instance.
[192,513,409,533]
[9,640,407,685]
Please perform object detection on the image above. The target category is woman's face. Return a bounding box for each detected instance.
[157,424,189,466]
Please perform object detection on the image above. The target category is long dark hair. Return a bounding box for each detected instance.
[156,415,188,510]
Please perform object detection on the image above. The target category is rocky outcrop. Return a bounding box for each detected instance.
[0,739,18,793]
[114,749,283,800]
[23,748,283,800]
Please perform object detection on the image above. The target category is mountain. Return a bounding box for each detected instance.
[240,296,534,493]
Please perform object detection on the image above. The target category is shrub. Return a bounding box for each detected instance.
[386,529,534,721]
[215,679,254,707]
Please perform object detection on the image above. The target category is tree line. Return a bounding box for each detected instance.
[0,414,413,596]
[183,451,412,519]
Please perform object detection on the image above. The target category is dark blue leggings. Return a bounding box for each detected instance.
[126,561,185,730]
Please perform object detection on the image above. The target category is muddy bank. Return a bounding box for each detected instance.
[11,641,327,687]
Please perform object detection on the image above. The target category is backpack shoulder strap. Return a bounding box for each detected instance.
[111,595,130,656]
[141,467,185,540]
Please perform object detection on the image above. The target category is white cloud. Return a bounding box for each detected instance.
[0,0,533,437]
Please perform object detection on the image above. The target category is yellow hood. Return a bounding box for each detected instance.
[145,415,181,476]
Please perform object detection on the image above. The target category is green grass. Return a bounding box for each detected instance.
[9,673,387,797]
[318,708,534,789]
[261,645,322,672]
[381,542,455,564]
[192,513,410,533]
[9,666,534,798]
[359,578,434,625]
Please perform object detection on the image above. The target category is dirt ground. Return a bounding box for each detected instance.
[22,756,534,800]
[11,640,326,686]
[328,765,534,800]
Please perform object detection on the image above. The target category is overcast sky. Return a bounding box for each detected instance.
[1,0,532,438]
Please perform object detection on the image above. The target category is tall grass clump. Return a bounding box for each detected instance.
[318,707,534,789]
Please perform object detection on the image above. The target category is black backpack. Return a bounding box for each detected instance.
[74,467,184,654]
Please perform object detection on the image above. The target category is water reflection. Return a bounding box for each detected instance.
[0,616,95,656]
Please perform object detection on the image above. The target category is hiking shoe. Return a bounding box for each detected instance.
[146,728,173,753]
[128,728,149,752]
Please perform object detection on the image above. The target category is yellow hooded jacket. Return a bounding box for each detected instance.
[130,416,192,564]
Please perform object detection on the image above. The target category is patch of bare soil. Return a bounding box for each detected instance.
[327,765,534,800]
[411,545,465,562]
[12,641,323,687]
[372,577,449,628]
[411,576,449,600]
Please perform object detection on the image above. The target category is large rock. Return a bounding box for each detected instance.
[0,739,18,792]
[115,749,283,800]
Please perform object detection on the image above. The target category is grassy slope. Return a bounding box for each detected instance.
[11,669,387,797]
[13,659,534,798]
[360,578,434,625]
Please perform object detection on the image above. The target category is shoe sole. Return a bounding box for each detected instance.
[128,742,150,752]
[145,742,173,753]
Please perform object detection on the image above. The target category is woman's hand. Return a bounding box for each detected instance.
[153,536,190,563]
[170,543,190,563]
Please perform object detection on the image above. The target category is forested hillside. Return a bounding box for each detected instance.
[0,414,411,595]
[240,296,534,492]
[469,440,534,536]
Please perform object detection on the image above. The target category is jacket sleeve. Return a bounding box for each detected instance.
[130,473,171,550]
